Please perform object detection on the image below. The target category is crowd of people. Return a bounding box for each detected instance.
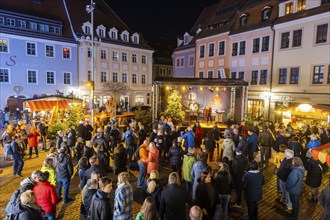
[1,114,330,220]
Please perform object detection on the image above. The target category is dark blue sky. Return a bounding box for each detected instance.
[108,0,218,41]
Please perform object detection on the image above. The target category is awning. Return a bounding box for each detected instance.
[26,100,69,111]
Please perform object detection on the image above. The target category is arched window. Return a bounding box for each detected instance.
[262,6,272,21]
[240,14,248,27]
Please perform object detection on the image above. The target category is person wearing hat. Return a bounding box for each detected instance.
[277,149,294,211]
[77,120,86,140]
[306,134,321,149]
[305,149,323,202]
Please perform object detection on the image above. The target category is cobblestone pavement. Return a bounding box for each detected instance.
[0,147,328,220]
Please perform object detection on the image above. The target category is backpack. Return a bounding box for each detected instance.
[7,143,14,155]
[5,213,20,220]
[134,146,141,161]
[126,133,133,147]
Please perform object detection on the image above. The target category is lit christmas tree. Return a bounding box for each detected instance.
[163,89,185,123]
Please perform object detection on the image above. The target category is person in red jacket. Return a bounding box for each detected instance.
[27,125,40,158]
[33,171,57,220]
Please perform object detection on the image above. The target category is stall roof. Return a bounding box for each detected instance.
[26,100,69,112]
[153,77,249,86]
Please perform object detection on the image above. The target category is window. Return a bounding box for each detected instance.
[0,17,4,25]
[98,29,105,37]
[132,73,137,84]
[85,26,91,35]
[135,95,144,104]
[52,26,61,35]
[62,47,71,59]
[292,29,302,47]
[184,35,189,45]
[63,72,71,84]
[101,49,107,60]
[141,55,146,64]
[313,65,325,84]
[328,65,330,83]
[253,38,260,53]
[26,42,36,55]
[88,48,91,58]
[27,70,37,84]
[122,52,127,62]
[180,58,184,67]
[189,56,194,66]
[285,2,293,14]
[113,72,118,82]
[0,39,8,52]
[262,36,270,51]
[260,70,268,85]
[88,71,91,81]
[208,71,213,78]
[122,73,127,83]
[0,68,9,83]
[123,34,128,42]
[209,43,214,57]
[322,0,330,4]
[101,71,107,82]
[251,70,258,85]
[132,54,137,63]
[113,51,118,61]
[290,67,299,84]
[262,7,272,21]
[133,36,139,44]
[199,45,205,58]
[39,24,49,32]
[17,20,26,28]
[199,71,204,78]
[232,42,238,56]
[240,15,247,27]
[238,71,244,80]
[239,41,246,55]
[297,0,306,11]
[231,72,237,79]
[6,18,15,27]
[110,31,117,39]
[316,24,328,44]
[281,32,290,49]
[279,68,287,84]
[46,71,55,84]
[45,45,54,57]
[29,22,37,31]
[142,74,146,84]
[218,41,225,55]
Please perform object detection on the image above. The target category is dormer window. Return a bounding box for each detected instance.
[262,6,272,21]
[285,2,293,15]
[121,30,129,42]
[240,14,248,27]
[184,33,190,45]
[82,22,92,35]
[96,25,106,38]
[297,0,306,11]
[131,33,140,44]
[109,27,118,40]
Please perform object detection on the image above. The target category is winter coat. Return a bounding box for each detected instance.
[142,178,163,209]
[33,181,57,213]
[320,133,330,145]
[88,189,113,220]
[319,187,330,220]
[83,146,95,160]
[41,166,56,187]
[232,154,248,182]
[222,138,235,161]
[274,135,288,152]
[138,129,147,146]
[138,145,149,164]
[55,152,73,179]
[243,170,265,202]
[5,203,43,220]
[168,145,184,167]
[147,146,159,174]
[277,158,293,182]
[204,137,216,153]
[93,133,109,152]
[37,123,47,136]
[83,165,104,186]
[182,153,197,182]
[85,124,93,141]
[214,171,231,195]
[258,130,273,147]
[194,181,216,219]
[286,166,305,196]
[67,129,76,147]
[194,128,204,147]
[56,136,63,149]
[77,124,86,139]
[237,138,249,156]
[160,184,186,220]
[306,140,321,149]
[84,188,97,215]
[288,141,302,157]
[191,161,210,199]
[181,130,195,148]
[27,129,40,148]
[305,158,323,188]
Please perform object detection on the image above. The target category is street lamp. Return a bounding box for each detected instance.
[86,0,95,128]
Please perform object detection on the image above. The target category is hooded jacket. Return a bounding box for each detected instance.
[55,152,73,179]
[222,138,236,161]
[305,158,323,188]
[33,181,57,213]
[191,161,210,200]
[182,153,197,182]
[6,203,43,220]
[88,189,113,220]
[286,166,305,196]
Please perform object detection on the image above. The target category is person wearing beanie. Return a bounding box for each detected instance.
[277,149,294,211]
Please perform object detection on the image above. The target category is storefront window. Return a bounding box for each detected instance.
[247,100,264,119]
